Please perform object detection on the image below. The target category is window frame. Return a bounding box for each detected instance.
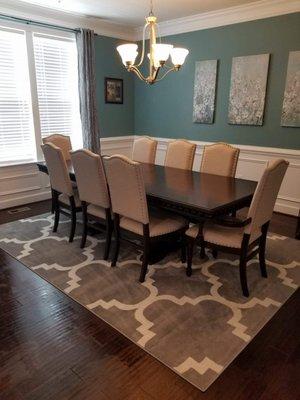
[0,20,81,167]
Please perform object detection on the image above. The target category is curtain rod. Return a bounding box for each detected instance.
[0,13,80,33]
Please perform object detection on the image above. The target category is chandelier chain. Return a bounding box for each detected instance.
[149,0,154,16]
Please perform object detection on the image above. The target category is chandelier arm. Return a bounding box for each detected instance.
[152,66,161,82]
[130,66,148,82]
[155,66,177,82]
[135,22,148,67]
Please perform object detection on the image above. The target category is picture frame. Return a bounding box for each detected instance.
[105,77,123,104]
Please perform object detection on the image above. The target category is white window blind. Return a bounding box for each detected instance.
[0,28,35,164]
[33,34,82,148]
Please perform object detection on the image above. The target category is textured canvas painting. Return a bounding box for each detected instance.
[281,51,300,127]
[228,54,269,125]
[193,60,218,124]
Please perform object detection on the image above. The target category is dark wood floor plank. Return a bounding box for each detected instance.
[0,200,299,400]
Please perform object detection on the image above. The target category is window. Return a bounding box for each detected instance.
[33,34,82,149]
[0,28,35,164]
[0,25,82,166]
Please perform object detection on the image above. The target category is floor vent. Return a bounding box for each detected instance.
[8,207,31,214]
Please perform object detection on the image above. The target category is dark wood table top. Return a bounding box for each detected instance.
[37,161,257,220]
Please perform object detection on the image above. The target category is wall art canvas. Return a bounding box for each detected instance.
[281,50,300,127]
[228,54,269,125]
[193,60,218,124]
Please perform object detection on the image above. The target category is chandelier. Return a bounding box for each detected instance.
[116,1,189,85]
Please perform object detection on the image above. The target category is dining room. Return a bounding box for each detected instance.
[0,1,299,399]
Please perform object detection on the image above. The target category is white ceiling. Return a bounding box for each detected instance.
[16,0,261,27]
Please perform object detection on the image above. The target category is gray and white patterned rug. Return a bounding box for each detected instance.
[0,213,299,391]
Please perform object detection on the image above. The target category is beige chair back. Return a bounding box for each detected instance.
[200,142,240,177]
[165,139,196,170]
[43,134,72,161]
[104,155,149,224]
[71,149,110,209]
[245,159,289,238]
[41,143,73,196]
[132,136,157,164]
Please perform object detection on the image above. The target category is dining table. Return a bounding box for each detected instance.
[37,160,257,221]
[37,160,257,262]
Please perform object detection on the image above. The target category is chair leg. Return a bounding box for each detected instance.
[180,232,186,263]
[259,222,269,278]
[139,224,150,283]
[80,202,88,249]
[111,214,120,267]
[186,237,194,277]
[103,212,113,261]
[296,212,300,240]
[239,257,249,297]
[212,249,218,259]
[200,246,206,259]
[69,196,77,243]
[53,191,60,233]
[51,188,55,214]
[239,234,250,297]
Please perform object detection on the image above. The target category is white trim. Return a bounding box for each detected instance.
[1,0,299,41]
[0,172,39,181]
[101,135,300,216]
[0,190,51,210]
[1,135,299,214]
[134,0,300,39]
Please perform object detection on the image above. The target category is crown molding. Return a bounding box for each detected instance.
[0,0,299,42]
[0,0,136,41]
[134,0,300,39]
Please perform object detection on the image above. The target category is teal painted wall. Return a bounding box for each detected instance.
[94,36,134,137]
[134,13,300,149]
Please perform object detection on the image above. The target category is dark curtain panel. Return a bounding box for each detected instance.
[76,29,100,153]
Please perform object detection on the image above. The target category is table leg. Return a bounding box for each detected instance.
[296,210,300,240]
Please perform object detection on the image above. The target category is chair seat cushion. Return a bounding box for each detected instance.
[59,193,81,208]
[186,223,261,248]
[87,204,106,220]
[120,212,187,237]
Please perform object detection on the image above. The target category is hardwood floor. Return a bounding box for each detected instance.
[0,201,299,400]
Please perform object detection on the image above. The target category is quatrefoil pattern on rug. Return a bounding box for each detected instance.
[1,213,299,391]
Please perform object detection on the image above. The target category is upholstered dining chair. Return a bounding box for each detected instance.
[41,143,81,242]
[104,155,188,282]
[200,142,240,177]
[165,139,196,170]
[71,149,113,260]
[42,134,74,213]
[132,136,157,164]
[185,159,289,297]
[42,134,72,161]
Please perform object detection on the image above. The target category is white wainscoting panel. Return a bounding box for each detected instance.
[0,162,51,210]
[100,136,135,158]
[1,135,299,216]
[101,135,300,216]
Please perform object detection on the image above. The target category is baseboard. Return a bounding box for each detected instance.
[0,190,51,210]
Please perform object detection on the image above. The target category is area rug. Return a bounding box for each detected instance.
[0,213,299,391]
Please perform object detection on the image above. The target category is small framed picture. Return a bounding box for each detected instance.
[105,77,123,104]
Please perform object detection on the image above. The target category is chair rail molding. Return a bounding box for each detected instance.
[101,135,300,217]
[1,135,299,215]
